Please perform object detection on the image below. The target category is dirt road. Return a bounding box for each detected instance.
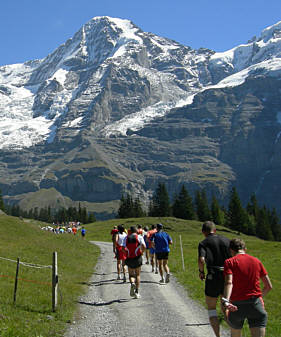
[65,241,229,337]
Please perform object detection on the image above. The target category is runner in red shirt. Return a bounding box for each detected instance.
[122,226,146,299]
[222,238,272,337]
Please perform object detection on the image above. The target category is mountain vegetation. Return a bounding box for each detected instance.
[117,183,281,241]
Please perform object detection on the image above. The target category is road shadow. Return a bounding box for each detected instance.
[185,323,210,326]
[79,278,122,286]
[140,280,161,285]
[78,299,129,306]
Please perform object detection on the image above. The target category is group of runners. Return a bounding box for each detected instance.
[111,223,172,299]
[109,220,272,336]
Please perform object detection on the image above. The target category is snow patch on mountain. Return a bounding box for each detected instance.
[102,94,195,137]
[1,18,281,150]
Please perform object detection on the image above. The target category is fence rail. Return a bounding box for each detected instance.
[0,252,58,311]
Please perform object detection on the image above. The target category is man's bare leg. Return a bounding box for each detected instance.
[230,328,242,337]
[206,296,220,337]
[249,327,266,337]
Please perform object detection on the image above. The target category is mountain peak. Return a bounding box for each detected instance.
[260,20,281,42]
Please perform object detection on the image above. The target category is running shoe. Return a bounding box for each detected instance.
[165,274,170,283]
[152,267,154,272]
[117,275,121,280]
[130,283,136,297]
[155,269,158,274]
[159,278,165,284]
[123,275,126,283]
[134,292,141,299]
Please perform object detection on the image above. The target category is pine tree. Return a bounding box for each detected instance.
[246,194,259,218]
[80,207,88,224]
[172,185,195,220]
[211,195,224,225]
[133,198,146,218]
[269,208,281,241]
[256,206,274,240]
[195,189,211,221]
[0,188,5,212]
[88,212,96,223]
[227,187,247,233]
[118,193,135,218]
[150,182,171,217]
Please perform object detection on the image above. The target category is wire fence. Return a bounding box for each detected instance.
[0,253,58,311]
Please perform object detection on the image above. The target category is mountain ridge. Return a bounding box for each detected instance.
[1,17,281,218]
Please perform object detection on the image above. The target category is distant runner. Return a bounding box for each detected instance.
[115,225,127,282]
[147,224,158,273]
[111,226,118,257]
[151,223,172,284]
[123,226,146,299]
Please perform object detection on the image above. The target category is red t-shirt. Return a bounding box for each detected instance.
[146,229,157,248]
[224,253,267,301]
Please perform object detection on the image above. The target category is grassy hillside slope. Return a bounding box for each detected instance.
[0,215,280,337]
[0,214,99,337]
[85,217,281,337]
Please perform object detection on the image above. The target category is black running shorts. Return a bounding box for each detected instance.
[227,297,267,329]
[156,252,169,260]
[205,271,224,298]
[125,255,142,269]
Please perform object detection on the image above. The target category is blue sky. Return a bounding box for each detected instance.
[0,0,280,66]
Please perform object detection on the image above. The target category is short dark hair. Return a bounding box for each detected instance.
[130,226,137,233]
[202,221,216,234]
[229,238,246,252]
[118,225,124,233]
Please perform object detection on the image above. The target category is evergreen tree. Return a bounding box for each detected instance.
[256,206,274,240]
[246,194,259,218]
[33,207,39,220]
[80,207,88,224]
[269,208,281,241]
[195,189,211,221]
[117,193,136,218]
[211,195,224,225]
[118,194,127,218]
[172,185,195,220]
[0,188,5,212]
[88,212,96,223]
[133,197,146,218]
[227,187,247,233]
[150,182,171,217]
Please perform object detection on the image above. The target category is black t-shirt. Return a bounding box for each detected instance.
[198,234,230,271]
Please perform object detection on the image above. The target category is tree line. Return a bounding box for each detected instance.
[118,183,281,242]
[0,190,95,224]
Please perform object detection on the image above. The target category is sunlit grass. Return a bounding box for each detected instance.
[0,215,99,337]
[86,217,281,337]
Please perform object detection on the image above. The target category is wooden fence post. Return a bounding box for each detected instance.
[52,252,58,312]
[179,235,185,271]
[13,257,20,305]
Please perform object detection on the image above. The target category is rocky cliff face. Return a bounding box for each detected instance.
[0,17,281,218]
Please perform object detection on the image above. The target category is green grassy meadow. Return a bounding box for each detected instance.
[0,214,280,337]
[0,214,99,337]
[85,217,281,337]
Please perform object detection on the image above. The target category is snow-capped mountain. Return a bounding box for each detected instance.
[1,17,281,218]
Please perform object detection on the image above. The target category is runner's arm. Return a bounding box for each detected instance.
[261,275,272,297]
[198,256,205,280]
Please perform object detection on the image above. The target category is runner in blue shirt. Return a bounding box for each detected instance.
[151,223,172,284]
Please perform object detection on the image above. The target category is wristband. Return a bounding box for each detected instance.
[199,270,205,273]
[221,297,230,305]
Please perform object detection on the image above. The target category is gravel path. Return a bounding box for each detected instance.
[65,241,230,337]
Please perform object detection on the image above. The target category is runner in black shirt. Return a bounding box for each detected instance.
[198,221,230,337]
